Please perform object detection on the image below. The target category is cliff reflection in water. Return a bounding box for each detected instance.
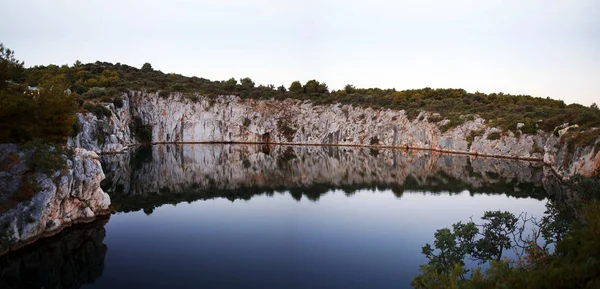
[101,144,554,214]
[0,218,108,289]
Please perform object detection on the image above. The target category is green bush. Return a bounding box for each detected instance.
[487,132,501,140]
[466,129,485,148]
[12,49,600,145]
[428,115,444,123]
[83,102,112,119]
[1,45,78,144]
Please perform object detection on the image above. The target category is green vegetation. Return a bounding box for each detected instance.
[1,44,79,144]
[487,132,501,140]
[412,170,600,288]
[466,129,485,148]
[19,58,600,138]
[2,42,598,150]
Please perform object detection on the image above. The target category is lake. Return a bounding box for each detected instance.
[0,144,554,289]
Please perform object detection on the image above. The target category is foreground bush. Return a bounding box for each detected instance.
[412,171,600,288]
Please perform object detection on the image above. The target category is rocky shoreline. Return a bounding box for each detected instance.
[0,146,111,256]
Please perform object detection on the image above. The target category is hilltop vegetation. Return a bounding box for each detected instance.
[25,60,600,135]
[2,43,599,146]
[0,44,77,144]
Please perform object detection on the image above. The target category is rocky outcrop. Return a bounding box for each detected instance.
[72,91,599,178]
[68,97,135,153]
[100,144,552,213]
[0,144,111,255]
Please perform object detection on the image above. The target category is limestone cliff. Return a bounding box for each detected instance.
[68,96,136,153]
[0,145,111,255]
[74,91,599,178]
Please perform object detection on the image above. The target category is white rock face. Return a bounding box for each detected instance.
[129,92,548,157]
[0,146,111,254]
[71,91,599,177]
[69,95,135,153]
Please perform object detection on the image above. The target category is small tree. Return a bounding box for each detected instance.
[289,81,302,92]
[0,43,25,87]
[225,77,237,91]
[240,77,255,90]
[141,62,153,72]
[344,84,356,94]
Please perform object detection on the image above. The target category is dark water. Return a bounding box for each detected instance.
[0,145,554,289]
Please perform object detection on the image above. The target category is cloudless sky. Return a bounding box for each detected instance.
[1,0,598,105]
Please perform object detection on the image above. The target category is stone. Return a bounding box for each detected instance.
[0,145,111,252]
[67,90,598,178]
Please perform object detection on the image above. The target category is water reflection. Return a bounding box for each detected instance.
[0,145,560,289]
[101,144,552,214]
[0,218,108,289]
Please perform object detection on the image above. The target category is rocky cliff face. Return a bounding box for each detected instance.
[0,144,111,255]
[74,91,599,178]
[68,97,136,153]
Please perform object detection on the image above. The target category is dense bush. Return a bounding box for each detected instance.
[82,102,112,119]
[0,44,81,144]
[487,132,501,140]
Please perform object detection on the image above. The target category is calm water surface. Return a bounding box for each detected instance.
[0,145,554,289]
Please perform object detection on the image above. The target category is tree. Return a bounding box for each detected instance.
[141,62,153,72]
[472,211,518,262]
[289,81,302,92]
[421,221,478,274]
[303,79,328,94]
[419,210,521,278]
[0,43,25,87]
[277,85,287,92]
[240,77,255,90]
[344,84,356,94]
[225,77,237,91]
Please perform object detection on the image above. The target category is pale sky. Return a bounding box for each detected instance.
[1,0,598,105]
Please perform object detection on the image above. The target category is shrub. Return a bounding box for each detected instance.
[439,117,465,133]
[83,102,112,119]
[428,114,444,123]
[467,129,485,148]
[487,132,501,140]
[82,87,106,99]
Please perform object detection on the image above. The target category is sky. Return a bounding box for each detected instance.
[1,0,599,105]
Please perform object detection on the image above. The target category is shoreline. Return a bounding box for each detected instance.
[102,141,546,162]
